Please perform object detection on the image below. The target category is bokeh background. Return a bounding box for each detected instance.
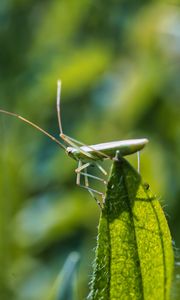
[0,1,180,299]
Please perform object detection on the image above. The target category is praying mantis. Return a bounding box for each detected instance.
[0,81,148,207]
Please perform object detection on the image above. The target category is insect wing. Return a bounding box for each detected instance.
[80,138,148,157]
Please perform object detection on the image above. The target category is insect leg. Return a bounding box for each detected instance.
[95,163,107,176]
[137,151,140,173]
[76,161,92,185]
[76,161,106,185]
[75,162,91,173]
[80,166,106,205]
[76,161,82,186]
[84,168,102,208]
[75,161,103,208]
[114,150,120,161]
[80,172,107,184]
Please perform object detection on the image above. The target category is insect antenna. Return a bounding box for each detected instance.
[56,80,111,160]
[0,109,66,150]
[56,80,92,158]
[57,79,63,135]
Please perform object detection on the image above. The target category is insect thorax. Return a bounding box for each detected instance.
[66,147,84,161]
[66,147,98,162]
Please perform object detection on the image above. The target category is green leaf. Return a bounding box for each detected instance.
[88,158,174,300]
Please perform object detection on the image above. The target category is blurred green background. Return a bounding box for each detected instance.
[0,1,180,299]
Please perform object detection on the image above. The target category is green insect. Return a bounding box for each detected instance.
[0,81,148,207]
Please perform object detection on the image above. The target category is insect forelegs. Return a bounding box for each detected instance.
[75,160,106,208]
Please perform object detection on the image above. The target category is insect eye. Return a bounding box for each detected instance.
[67,147,73,155]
